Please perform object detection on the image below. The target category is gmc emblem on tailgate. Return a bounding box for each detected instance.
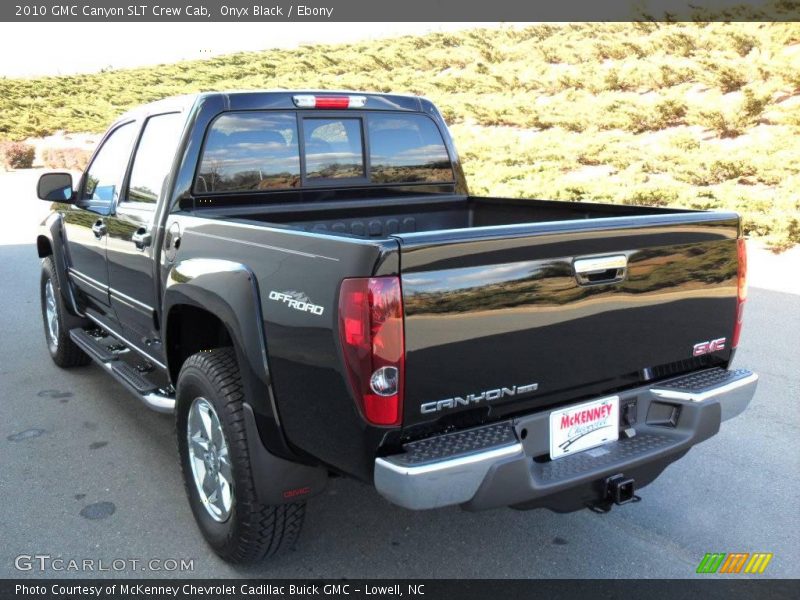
[693,337,726,356]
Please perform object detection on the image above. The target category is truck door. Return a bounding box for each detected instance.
[64,120,138,317]
[105,112,184,360]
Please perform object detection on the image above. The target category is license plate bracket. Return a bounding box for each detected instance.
[549,395,619,460]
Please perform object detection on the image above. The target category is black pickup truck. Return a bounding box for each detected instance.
[36,91,757,564]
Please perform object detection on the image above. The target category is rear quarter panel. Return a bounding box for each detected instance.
[166,215,400,479]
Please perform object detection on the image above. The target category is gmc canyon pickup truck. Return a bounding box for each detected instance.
[36,91,757,564]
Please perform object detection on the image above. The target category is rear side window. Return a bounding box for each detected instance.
[196,112,300,193]
[303,118,365,180]
[125,112,184,208]
[367,114,452,183]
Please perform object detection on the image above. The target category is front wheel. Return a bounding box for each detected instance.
[40,257,90,368]
[176,347,306,564]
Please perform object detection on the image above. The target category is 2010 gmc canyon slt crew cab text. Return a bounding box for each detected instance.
[35,91,758,564]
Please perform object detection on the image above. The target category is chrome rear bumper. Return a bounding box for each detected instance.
[375,441,525,510]
[375,368,758,511]
[650,370,758,422]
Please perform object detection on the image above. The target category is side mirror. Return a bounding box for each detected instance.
[37,172,74,202]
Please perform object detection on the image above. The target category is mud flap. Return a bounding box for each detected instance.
[242,403,328,505]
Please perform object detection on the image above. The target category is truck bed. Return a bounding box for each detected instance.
[221,196,691,239]
[200,195,739,442]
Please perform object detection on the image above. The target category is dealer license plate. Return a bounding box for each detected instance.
[549,395,619,460]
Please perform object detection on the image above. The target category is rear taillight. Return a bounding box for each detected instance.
[338,277,404,426]
[732,237,748,348]
[293,95,367,109]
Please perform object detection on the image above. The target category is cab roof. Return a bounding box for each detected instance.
[113,90,428,126]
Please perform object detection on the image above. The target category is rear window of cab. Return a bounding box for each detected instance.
[194,111,453,194]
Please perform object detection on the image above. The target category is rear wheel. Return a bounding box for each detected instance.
[176,347,306,564]
[40,257,90,368]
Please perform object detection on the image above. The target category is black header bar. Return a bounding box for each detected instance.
[1,579,799,600]
[2,0,800,22]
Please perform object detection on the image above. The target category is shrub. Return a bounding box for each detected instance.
[593,41,629,61]
[707,62,749,93]
[662,31,697,57]
[558,72,585,91]
[657,98,688,123]
[623,186,679,207]
[560,185,590,200]
[529,24,559,42]
[694,109,745,138]
[692,89,770,137]
[658,63,696,87]
[779,109,800,128]
[577,141,607,165]
[625,98,687,133]
[0,141,35,168]
[678,159,756,186]
[740,88,770,120]
[726,31,758,57]
[604,68,635,92]
[773,59,800,91]
[670,131,700,151]
[41,147,91,170]
[707,159,756,183]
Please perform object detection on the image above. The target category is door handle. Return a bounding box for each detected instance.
[574,254,627,285]
[132,227,152,250]
[91,219,106,238]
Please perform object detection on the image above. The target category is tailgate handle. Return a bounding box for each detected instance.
[574,255,627,285]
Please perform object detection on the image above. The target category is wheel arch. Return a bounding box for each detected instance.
[164,258,327,504]
[36,234,53,258]
[164,303,234,384]
[164,259,297,462]
[38,212,82,316]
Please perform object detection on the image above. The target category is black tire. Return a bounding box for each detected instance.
[176,347,305,564]
[40,256,91,368]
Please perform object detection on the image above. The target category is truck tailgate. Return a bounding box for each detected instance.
[396,212,740,430]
